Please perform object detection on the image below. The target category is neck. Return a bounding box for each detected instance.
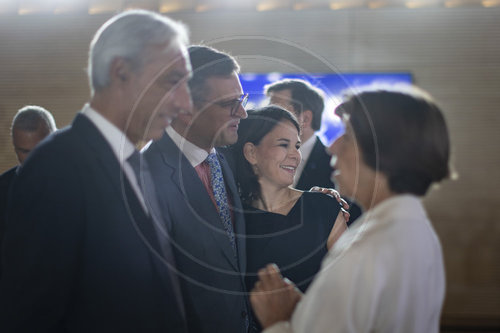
[300,127,315,143]
[90,93,137,144]
[253,182,298,213]
[356,173,395,212]
[171,121,213,153]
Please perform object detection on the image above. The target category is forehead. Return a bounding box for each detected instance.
[268,89,296,112]
[265,120,299,140]
[13,129,48,148]
[269,89,292,101]
[203,72,243,100]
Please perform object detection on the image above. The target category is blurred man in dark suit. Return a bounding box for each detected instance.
[143,45,252,333]
[0,10,192,332]
[0,105,56,276]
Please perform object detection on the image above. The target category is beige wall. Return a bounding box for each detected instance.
[1,7,499,328]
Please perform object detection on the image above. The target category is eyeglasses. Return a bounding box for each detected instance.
[200,93,249,116]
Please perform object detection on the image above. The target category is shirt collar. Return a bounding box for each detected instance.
[364,194,425,223]
[81,104,136,162]
[299,134,318,163]
[165,126,216,167]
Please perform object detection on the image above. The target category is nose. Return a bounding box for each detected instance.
[234,103,248,119]
[290,146,301,162]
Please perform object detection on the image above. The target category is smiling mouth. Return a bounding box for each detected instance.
[228,122,239,130]
[280,165,297,173]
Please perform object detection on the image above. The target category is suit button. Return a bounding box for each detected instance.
[241,310,247,318]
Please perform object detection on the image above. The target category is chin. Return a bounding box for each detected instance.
[218,136,237,147]
[149,128,166,141]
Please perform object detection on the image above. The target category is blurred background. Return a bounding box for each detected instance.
[0,0,499,331]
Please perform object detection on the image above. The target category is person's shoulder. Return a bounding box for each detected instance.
[301,191,341,217]
[17,125,84,182]
[0,166,18,180]
[302,190,338,205]
[0,166,18,192]
[142,132,177,162]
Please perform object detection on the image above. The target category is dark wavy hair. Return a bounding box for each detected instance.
[265,79,325,130]
[230,105,300,204]
[335,87,451,196]
[187,45,239,103]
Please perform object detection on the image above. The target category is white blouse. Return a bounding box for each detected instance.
[264,194,445,333]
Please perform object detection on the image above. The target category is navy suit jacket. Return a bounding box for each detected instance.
[143,133,250,333]
[295,137,336,191]
[0,165,17,278]
[0,114,187,332]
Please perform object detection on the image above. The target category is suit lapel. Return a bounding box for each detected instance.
[72,115,186,320]
[155,134,240,270]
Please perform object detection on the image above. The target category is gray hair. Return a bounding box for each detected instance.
[11,105,57,135]
[87,10,189,95]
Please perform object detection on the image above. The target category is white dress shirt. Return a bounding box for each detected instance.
[81,104,148,213]
[292,134,317,187]
[264,195,445,333]
[165,126,216,167]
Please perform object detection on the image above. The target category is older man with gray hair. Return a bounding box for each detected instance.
[0,10,192,332]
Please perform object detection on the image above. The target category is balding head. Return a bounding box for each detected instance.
[11,105,57,165]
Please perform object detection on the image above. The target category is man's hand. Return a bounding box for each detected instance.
[250,264,302,329]
[310,186,350,222]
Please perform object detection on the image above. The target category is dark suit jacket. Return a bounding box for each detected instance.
[295,136,336,191]
[0,166,18,278]
[295,136,362,224]
[143,133,250,333]
[0,114,187,332]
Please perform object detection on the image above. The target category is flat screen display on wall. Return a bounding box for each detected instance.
[239,72,413,145]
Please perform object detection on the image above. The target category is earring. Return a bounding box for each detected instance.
[252,164,260,176]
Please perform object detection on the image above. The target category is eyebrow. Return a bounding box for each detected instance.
[219,97,240,104]
[277,138,301,145]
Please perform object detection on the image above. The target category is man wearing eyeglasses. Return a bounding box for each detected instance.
[143,45,251,333]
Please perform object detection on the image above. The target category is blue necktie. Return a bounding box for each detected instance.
[206,152,236,254]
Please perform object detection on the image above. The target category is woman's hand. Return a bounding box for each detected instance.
[250,264,303,329]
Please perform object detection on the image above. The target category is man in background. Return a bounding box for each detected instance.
[0,105,57,277]
[143,45,251,333]
[0,10,192,332]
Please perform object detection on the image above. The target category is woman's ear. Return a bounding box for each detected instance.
[243,142,257,165]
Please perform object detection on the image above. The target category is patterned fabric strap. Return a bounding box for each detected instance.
[206,152,237,254]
